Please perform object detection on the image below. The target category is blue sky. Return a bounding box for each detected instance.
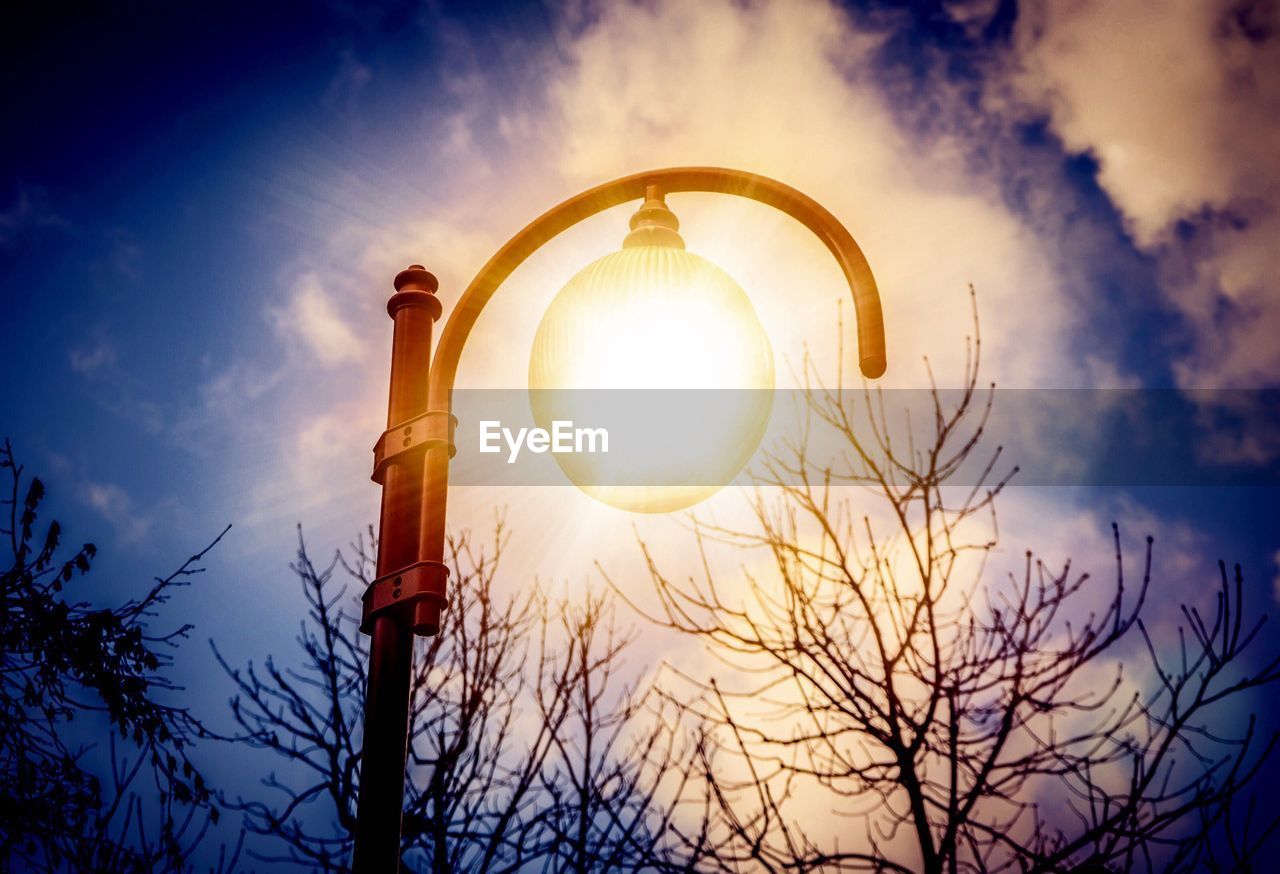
[3,0,1279,863]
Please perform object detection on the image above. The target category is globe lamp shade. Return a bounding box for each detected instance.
[528,190,774,513]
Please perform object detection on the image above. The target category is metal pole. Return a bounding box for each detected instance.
[354,265,441,872]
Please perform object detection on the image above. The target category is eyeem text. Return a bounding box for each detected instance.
[479,420,609,463]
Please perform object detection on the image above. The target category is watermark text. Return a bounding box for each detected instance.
[479,420,609,463]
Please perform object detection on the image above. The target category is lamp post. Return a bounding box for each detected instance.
[353,166,886,871]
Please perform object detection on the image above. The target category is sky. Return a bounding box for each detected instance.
[3,0,1279,864]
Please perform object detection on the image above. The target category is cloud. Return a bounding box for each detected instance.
[242,0,1128,585]
[67,330,166,434]
[1009,0,1280,386]
[269,273,365,366]
[0,184,70,248]
[103,227,143,280]
[69,339,118,375]
[324,48,374,112]
[241,0,1280,586]
[532,0,1079,389]
[197,359,284,423]
[81,479,153,546]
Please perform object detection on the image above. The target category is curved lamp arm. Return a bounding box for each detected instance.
[427,166,886,412]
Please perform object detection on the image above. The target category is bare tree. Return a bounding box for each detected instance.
[0,440,239,873]
[217,519,701,871]
[615,294,1280,873]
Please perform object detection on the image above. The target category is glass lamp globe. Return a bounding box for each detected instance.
[528,188,774,513]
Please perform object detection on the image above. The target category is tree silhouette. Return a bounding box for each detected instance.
[217,519,700,871]
[215,295,1279,873]
[615,296,1280,873]
[0,440,238,872]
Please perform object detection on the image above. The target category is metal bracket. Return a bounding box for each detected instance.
[361,561,449,633]
[372,410,456,484]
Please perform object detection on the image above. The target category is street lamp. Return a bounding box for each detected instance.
[354,167,886,871]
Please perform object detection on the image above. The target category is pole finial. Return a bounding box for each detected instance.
[394,264,439,293]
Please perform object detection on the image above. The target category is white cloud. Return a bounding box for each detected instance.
[269,273,365,366]
[81,480,153,546]
[324,49,374,111]
[69,339,118,375]
[0,184,69,247]
[532,0,1079,389]
[197,359,283,421]
[1009,0,1280,387]
[66,331,167,435]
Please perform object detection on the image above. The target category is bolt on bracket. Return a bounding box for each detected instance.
[361,560,449,634]
[371,410,456,484]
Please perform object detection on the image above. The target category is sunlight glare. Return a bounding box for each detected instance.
[528,244,774,513]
